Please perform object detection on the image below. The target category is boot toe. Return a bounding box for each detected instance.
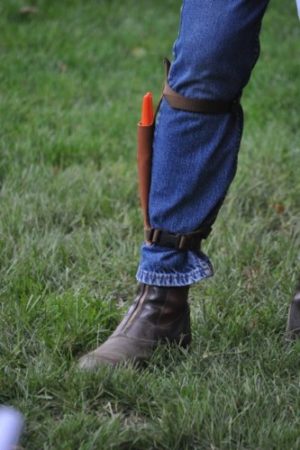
[78,352,117,370]
[78,335,153,371]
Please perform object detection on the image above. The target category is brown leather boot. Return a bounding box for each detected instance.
[78,283,191,370]
[286,283,300,339]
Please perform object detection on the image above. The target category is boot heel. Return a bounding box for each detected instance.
[177,333,192,349]
[286,295,300,340]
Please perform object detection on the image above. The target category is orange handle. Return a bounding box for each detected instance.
[140,92,154,126]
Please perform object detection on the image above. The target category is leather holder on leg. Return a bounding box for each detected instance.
[137,59,241,250]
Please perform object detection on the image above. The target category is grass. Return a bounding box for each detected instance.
[0,0,300,448]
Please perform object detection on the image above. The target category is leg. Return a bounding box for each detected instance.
[137,0,270,287]
[79,0,270,369]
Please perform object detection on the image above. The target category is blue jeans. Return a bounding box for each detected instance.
[136,0,270,287]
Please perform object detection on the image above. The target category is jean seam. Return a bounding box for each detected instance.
[169,0,186,87]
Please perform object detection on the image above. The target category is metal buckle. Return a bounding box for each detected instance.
[178,235,188,250]
[152,229,161,244]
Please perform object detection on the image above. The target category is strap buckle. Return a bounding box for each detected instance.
[178,235,188,250]
[151,229,161,244]
[144,227,210,251]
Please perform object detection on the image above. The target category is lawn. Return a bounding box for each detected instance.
[0,0,300,449]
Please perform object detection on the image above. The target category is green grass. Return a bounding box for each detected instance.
[0,0,300,448]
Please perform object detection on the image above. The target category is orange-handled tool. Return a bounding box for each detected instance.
[137,92,155,230]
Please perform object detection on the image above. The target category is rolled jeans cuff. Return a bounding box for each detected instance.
[136,244,214,287]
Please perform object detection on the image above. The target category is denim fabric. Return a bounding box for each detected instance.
[136,0,270,287]
[297,0,300,18]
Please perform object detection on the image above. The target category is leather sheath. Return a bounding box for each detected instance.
[137,123,154,229]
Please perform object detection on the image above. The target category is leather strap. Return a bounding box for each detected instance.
[144,226,212,251]
[163,58,240,114]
